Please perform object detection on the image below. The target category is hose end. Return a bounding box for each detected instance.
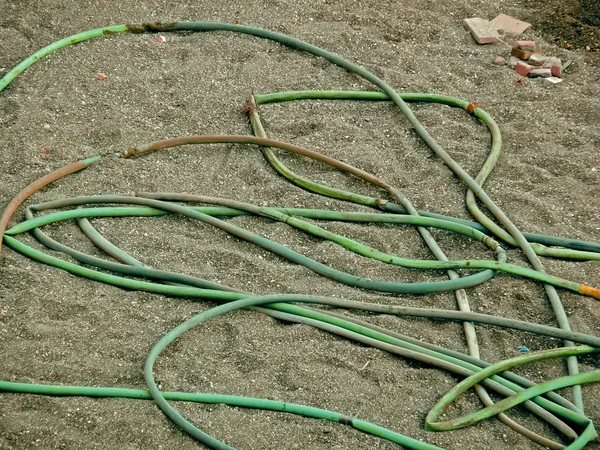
[579,284,600,300]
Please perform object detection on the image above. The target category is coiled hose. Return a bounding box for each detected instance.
[1,22,599,449]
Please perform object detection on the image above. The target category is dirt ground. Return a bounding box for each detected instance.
[0,1,599,449]
[535,0,600,52]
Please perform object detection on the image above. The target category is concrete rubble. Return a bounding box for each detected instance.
[464,15,565,86]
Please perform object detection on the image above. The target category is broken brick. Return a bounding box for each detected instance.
[491,14,531,35]
[463,18,501,44]
[515,61,532,77]
[517,41,536,51]
[511,47,541,60]
[494,56,506,65]
[551,64,562,77]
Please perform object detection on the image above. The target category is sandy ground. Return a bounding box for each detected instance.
[0,1,599,449]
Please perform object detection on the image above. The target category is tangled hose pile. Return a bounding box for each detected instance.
[1,22,599,449]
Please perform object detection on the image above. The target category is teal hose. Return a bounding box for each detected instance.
[6,195,501,295]
[7,197,598,297]
[0,380,439,450]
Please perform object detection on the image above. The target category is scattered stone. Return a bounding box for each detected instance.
[529,68,552,78]
[494,56,505,65]
[563,60,573,72]
[517,40,535,51]
[96,73,107,80]
[43,124,50,130]
[528,54,549,66]
[492,14,531,35]
[463,18,501,44]
[543,57,562,69]
[542,77,563,86]
[515,61,532,77]
[508,56,520,69]
[551,64,562,77]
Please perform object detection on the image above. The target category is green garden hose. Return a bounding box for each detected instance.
[1,21,599,450]
[7,195,599,297]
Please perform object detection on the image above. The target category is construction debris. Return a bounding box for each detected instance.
[462,16,566,87]
[502,41,564,83]
[551,64,562,77]
[515,61,532,77]
[491,14,531,35]
[463,18,501,44]
[511,46,540,60]
[516,40,536,51]
[508,56,520,69]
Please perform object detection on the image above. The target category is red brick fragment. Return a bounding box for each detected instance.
[515,61,532,77]
[551,64,562,77]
